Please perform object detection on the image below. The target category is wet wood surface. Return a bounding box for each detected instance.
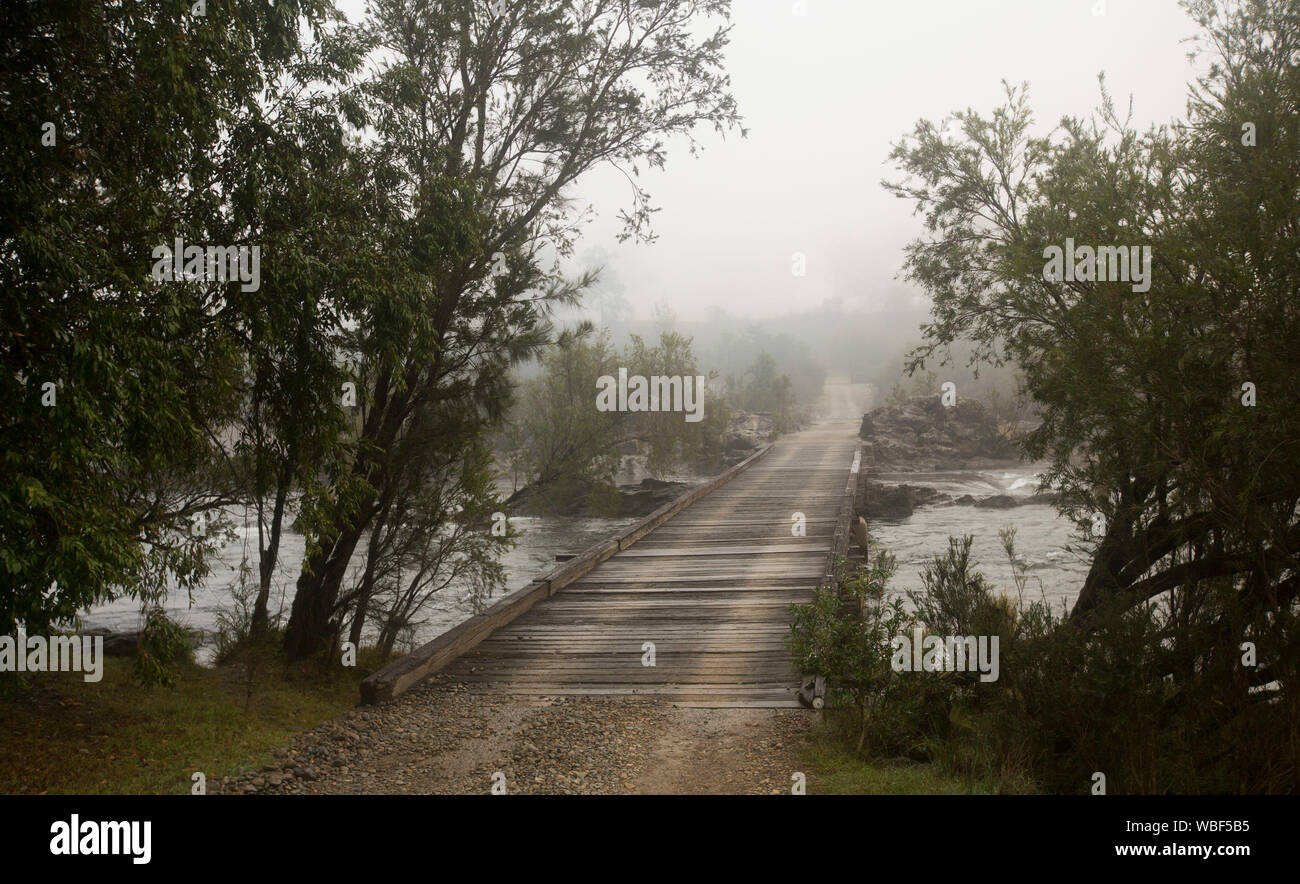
[443,419,860,708]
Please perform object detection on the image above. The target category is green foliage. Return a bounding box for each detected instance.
[508,329,622,511]
[351,428,517,658]
[131,607,194,689]
[0,0,333,630]
[907,536,1011,642]
[798,530,1297,793]
[788,549,928,755]
[709,325,826,424]
[879,0,1300,788]
[282,0,741,657]
[504,328,728,513]
[729,352,797,432]
[624,331,724,473]
[886,1,1300,618]
[1,0,740,660]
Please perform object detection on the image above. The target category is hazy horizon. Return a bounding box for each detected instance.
[341,0,1207,322]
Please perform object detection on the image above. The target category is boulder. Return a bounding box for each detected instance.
[974,494,1020,509]
[102,632,141,657]
[614,478,691,517]
[78,628,204,657]
[506,476,690,518]
[858,396,1019,471]
[860,482,949,520]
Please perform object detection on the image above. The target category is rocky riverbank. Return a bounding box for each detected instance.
[857,396,1056,519]
[858,480,1062,519]
[859,396,1019,471]
[75,626,207,658]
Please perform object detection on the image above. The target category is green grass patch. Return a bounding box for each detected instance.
[800,722,1007,795]
[0,654,380,794]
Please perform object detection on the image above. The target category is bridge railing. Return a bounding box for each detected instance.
[359,442,776,704]
[799,438,864,710]
[824,439,864,595]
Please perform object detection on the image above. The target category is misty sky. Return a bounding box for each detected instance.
[342,0,1204,321]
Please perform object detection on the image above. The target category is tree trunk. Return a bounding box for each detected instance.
[283,518,367,660]
[251,475,290,637]
[348,514,388,649]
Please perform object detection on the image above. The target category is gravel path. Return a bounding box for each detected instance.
[214,675,812,796]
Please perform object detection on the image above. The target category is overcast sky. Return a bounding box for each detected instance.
[342,0,1203,321]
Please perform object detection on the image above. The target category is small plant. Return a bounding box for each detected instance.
[212,570,285,706]
[131,607,193,688]
[789,549,920,754]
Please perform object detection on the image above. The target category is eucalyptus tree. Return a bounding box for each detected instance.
[0,0,335,631]
[283,0,742,658]
[884,0,1300,695]
[217,26,386,636]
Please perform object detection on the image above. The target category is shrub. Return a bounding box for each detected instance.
[131,607,194,688]
[789,549,942,755]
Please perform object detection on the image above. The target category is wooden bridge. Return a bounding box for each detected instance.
[363,415,862,708]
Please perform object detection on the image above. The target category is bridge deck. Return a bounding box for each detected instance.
[443,419,860,707]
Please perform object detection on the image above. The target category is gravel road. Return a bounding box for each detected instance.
[215,674,813,796]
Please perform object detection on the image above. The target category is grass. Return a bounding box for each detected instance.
[800,722,1009,795]
[0,653,378,794]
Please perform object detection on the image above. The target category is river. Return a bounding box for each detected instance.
[81,511,639,664]
[868,465,1090,614]
[83,383,1087,658]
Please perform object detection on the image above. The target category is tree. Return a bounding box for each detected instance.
[502,326,727,514]
[0,0,334,632]
[730,351,797,432]
[788,550,910,754]
[218,24,380,637]
[281,0,742,658]
[506,326,622,513]
[884,0,1300,702]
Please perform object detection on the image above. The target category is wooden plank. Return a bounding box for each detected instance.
[365,420,860,707]
[361,439,777,703]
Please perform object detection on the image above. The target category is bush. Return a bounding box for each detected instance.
[789,549,936,755]
[131,607,194,688]
[795,532,1299,793]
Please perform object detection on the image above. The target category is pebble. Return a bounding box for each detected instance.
[215,679,809,796]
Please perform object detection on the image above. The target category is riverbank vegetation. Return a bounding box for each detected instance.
[496,324,821,513]
[795,0,1300,794]
[496,327,730,513]
[2,0,742,681]
[0,652,375,794]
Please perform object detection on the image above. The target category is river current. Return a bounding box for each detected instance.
[83,384,1088,658]
[82,511,638,663]
[868,466,1090,615]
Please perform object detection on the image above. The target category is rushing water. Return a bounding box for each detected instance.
[81,510,638,663]
[82,467,1085,662]
[867,465,1091,615]
[82,379,1086,659]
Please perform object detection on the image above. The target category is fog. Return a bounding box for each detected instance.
[563,0,1199,321]
[332,0,1207,383]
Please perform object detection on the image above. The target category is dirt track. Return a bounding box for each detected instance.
[216,676,812,795]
